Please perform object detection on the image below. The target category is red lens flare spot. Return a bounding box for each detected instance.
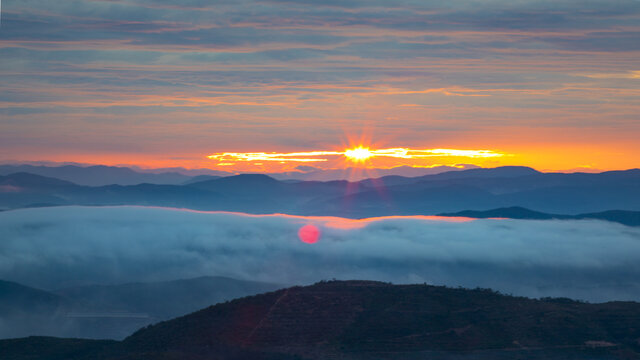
[298,224,321,244]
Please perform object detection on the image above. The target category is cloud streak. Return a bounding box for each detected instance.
[206,147,506,170]
[1,206,640,303]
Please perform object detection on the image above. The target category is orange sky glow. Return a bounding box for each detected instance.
[7,139,637,175]
[1,1,638,174]
[207,146,507,171]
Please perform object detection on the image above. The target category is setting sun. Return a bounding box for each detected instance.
[344,146,373,162]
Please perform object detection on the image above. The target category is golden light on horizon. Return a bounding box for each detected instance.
[207,150,341,163]
[206,145,506,171]
[344,146,373,162]
[35,141,635,174]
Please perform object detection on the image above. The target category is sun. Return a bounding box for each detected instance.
[344,146,373,162]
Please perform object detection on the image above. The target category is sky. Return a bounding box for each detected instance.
[3,206,640,302]
[0,0,639,172]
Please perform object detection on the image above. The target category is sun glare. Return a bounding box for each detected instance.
[206,145,506,170]
[344,146,373,162]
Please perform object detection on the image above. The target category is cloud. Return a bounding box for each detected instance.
[579,70,640,79]
[1,206,640,302]
[2,0,640,167]
[295,165,320,172]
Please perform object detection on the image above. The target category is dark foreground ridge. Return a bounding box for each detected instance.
[3,281,640,359]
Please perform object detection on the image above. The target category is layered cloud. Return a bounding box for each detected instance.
[1,206,640,302]
[0,0,639,170]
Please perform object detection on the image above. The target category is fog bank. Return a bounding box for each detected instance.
[1,206,640,302]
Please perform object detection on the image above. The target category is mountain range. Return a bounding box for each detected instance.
[1,166,639,217]
[439,207,640,227]
[0,164,478,186]
[2,280,640,359]
[0,277,282,340]
[0,165,198,186]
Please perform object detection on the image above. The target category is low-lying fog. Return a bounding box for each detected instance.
[2,206,640,302]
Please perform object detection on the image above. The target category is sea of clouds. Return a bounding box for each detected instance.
[2,206,640,302]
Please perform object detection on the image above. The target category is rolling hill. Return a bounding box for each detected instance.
[0,277,283,340]
[0,165,195,186]
[2,281,640,359]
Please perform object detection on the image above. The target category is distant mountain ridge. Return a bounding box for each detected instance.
[357,165,540,187]
[268,164,481,181]
[0,163,481,185]
[439,207,640,226]
[0,164,194,186]
[2,280,640,359]
[1,166,639,217]
[0,280,65,316]
[0,277,283,340]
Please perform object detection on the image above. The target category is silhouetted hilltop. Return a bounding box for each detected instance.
[0,280,65,316]
[440,207,640,226]
[181,174,222,185]
[0,172,76,187]
[0,165,193,186]
[56,276,282,320]
[440,206,559,219]
[3,281,640,359]
[0,277,283,340]
[420,165,540,180]
[358,166,540,187]
[0,280,75,340]
[189,173,283,194]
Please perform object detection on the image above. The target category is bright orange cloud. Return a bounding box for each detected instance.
[206,146,506,171]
